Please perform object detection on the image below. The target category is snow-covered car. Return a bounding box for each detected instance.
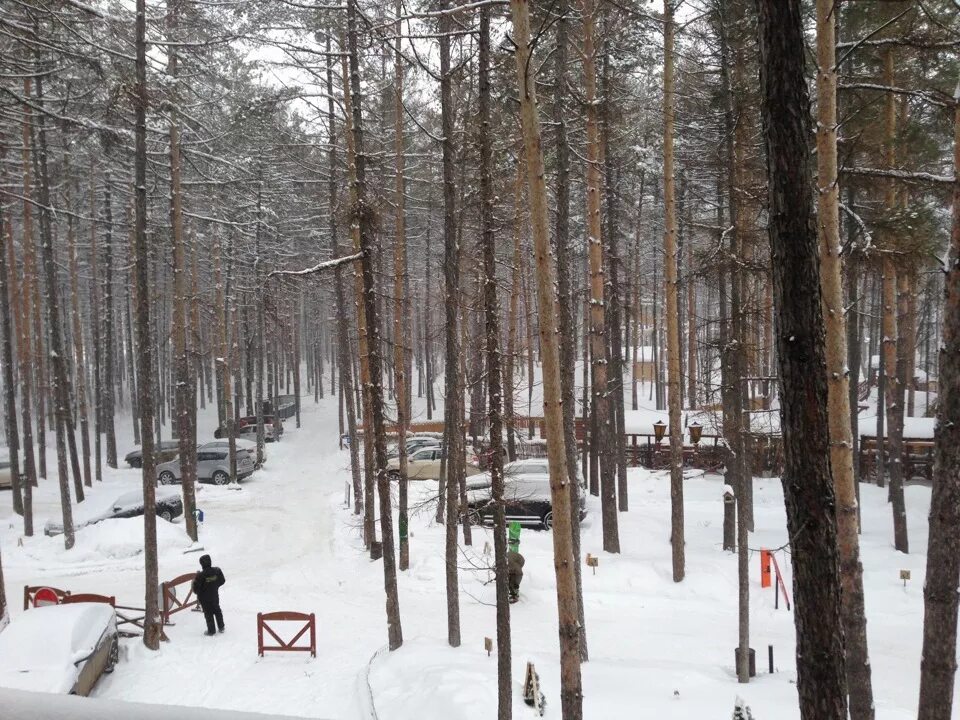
[386,436,441,459]
[237,423,278,443]
[44,487,183,536]
[156,446,255,486]
[466,461,588,530]
[124,440,180,469]
[199,439,264,466]
[386,446,482,481]
[0,602,118,696]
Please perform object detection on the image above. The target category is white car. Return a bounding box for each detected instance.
[0,603,118,695]
[199,439,263,466]
[386,446,482,481]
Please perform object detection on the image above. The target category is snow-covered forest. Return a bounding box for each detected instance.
[0,0,958,718]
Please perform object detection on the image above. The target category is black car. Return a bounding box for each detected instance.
[44,488,183,536]
[466,473,587,530]
[124,440,180,469]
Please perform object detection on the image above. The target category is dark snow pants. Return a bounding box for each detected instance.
[202,602,224,633]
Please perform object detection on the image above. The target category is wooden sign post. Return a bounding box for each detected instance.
[900,569,911,588]
[484,637,493,656]
[586,554,599,575]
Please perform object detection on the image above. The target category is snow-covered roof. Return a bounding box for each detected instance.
[859,416,936,439]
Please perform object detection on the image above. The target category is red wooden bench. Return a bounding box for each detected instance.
[257,612,316,658]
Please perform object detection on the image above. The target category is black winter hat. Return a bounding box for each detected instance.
[199,554,212,569]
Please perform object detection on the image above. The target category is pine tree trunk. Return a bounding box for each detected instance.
[553,0,587,660]
[102,175,117,469]
[63,146,92,490]
[168,0,198,541]
[340,50,377,550]
[346,0,403,650]
[916,79,960,720]
[479,10,512,715]
[33,70,81,545]
[134,0,162,650]
[10,202,36,535]
[756,2,848,716]
[0,158,22,517]
[582,0,619,555]
[717,3,752,682]
[814,2,874,714]
[326,38,362,517]
[439,0,463,647]
[509,0,583,714]
[89,165,104,480]
[663,0,684,582]
[392,0,410,571]
[505,160,523,462]
[213,235,238,483]
[686,209,697,408]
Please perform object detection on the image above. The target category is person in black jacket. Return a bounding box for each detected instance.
[192,554,226,636]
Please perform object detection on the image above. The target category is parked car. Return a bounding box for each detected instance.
[386,446,482,481]
[469,458,587,489]
[466,461,588,530]
[237,423,278,443]
[387,436,442,459]
[214,417,282,442]
[0,602,119,695]
[199,438,263,466]
[124,440,180,469]
[0,459,11,490]
[156,446,255,486]
[44,487,183,536]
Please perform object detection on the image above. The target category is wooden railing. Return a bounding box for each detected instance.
[859,435,935,483]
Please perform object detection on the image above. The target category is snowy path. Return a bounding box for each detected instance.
[0,387,952,719]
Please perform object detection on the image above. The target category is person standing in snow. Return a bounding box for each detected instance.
[507,550,525,603]
[507,521,524,602]
[192,554,226,636]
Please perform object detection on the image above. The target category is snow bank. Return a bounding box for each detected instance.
[369,640,501,720]
[22,516,190,564]
[0,688,316,720]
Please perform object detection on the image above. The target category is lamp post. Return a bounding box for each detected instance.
[653,420,667,446]
[689,421,703,446]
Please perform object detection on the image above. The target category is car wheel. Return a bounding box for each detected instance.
[128,459,141,469]
[542,511,554,531]
[158,471,176,485]
[212,471,229,486]
[104,638,119,674]
[159,508,173,522]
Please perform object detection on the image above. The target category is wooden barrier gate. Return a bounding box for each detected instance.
[23,585,70,610]
[257,612,316,658]
[161,573,199,624]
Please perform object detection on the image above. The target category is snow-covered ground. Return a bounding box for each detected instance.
[0,380,949,719]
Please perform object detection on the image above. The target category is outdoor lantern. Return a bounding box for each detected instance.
[653,420,667,444]
[689,421,703,445]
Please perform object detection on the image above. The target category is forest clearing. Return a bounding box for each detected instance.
[0,0,958,719]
